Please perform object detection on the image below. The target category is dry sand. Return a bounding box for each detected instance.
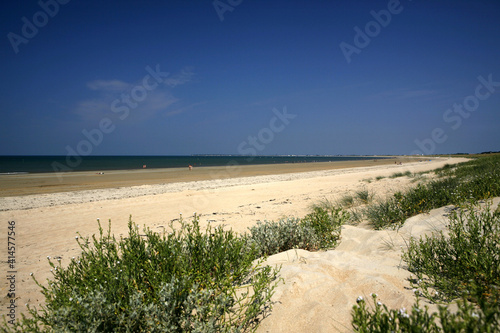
[0,156,480,331]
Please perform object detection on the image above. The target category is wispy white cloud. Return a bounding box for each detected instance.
[146,91,179,111]
[164,101,207,117]
[87,79,131,91]
[164,67,195,87]
[73,67,194,122]
[371,88,440,101]
[74,99,110,119]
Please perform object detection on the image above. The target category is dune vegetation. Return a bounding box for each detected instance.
[352,155,500,332]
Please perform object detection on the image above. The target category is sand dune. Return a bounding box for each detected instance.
[257,202,489,332]
[0,157,479,331]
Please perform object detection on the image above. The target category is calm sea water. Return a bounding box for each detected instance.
[0,155,385,174]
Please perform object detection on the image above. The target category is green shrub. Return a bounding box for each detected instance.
[302,206,349,248]
[3,217,280,332]
[247,207,349,257]
[364,197,406,230]
[352,294,439,332]
[247,218,320,257]
[403,204,500,305]
[352,293,500,333]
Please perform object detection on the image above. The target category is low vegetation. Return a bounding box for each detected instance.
[2,208,349,332]
[355,189,374,205]
[2,218,280,332]
[352,292,499,332]
[339,194,355,208]
[247,206,349,258]
[389,170,413,179]
[352,204,500,332]
[338,190,374,209]
[366,155,500,229]
[352,154,500,332]
[404,204,500,305]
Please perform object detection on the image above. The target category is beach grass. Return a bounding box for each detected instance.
[339,194,355,208]
[352,203,500,332]
[351,155,500,331]
[355,189,374,205]
[365,155,500,229]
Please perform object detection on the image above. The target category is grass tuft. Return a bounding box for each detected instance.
[365,155,500,229]
[339,194,355,208]
[355,189,374,205]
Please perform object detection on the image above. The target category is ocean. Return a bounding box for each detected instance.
[0,155,386,174]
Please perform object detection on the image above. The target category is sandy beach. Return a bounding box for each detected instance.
[0,157,410,198]
[0,156,480,331]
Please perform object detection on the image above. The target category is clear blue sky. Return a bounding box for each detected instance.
[1,0,499,156]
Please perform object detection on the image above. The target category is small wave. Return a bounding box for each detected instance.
[0,172,29,175]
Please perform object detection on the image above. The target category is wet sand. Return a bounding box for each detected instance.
[0,157,411,197]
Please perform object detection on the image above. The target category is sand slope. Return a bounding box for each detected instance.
[258,197,500,332]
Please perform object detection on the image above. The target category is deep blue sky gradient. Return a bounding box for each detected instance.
[1,0,499,155]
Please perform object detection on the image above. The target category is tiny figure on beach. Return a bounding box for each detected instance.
[188,165,193,171]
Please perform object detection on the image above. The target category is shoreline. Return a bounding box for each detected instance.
[1,157,430,211]
[0,157,413,198]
